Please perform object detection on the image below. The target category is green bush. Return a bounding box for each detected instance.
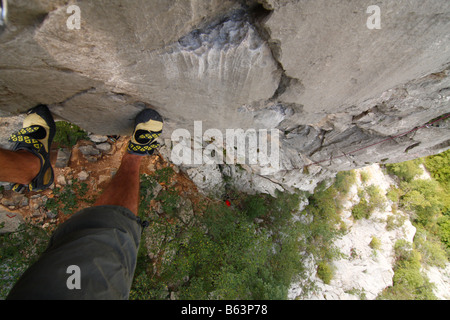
[352,199,370,220]
[155,186,180,218]
[414,228,447,268]
[175,202,292,300]
[54,121,88,148]
[360,171,370,183]
[437,215,450,251]
[385,159,423,182]
[370,236,382,251]
[399,179,445,227]
[317,261,333,284]
[305,184,345,257]
[386,186,403,203]
[386,213,407,231]
[378,240,437,300]
[393,239,414,261]
[334,170,357,195]
[351,185,386,220]
[366,185,387,211]
[394,256,424,289]
[242,194,268,220]
[424,149,450,190]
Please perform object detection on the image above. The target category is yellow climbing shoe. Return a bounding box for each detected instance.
[9,104,56,192]
[127,108,163,156]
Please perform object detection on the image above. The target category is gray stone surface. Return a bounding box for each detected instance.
[0,207,24,234]
[0,0,449,195]
[55,148,71,168]
[265,0,450,115]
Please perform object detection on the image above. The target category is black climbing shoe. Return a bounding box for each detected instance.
[9,104,56,192]
[127,108,163,156]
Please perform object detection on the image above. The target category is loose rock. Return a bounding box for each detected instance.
[79,145,101,157]
[56,148,72,168]
[95,142,111,152]
[0,208,24,234]
[77,171,89,181]
[89,134,108,144]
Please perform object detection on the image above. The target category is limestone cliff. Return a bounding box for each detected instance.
[1,0,449,195]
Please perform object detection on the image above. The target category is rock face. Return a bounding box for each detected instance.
[1,0,450,195]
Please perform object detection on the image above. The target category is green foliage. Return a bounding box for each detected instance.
[385,159,422,182]
[370,236,382,251]
[351,185,386,220]
[366,185,386,211]
[393,239,414,261]
[46,178,91,216]
[414,227,447,268]
[307,183,340,225]
[155,187,180,218]
[301,183,345,283]
[131,189,308,300]
[241,195,268,220]
[437,215,450,251]
[399,179,445,227]
[351,198,370,220]
[386,186,403,203]
[345,288,367,300]
[181,215,275,300]
[386,212,407,231]
[317,261,333,284]
[138,174,158,219]
[424,150,450,219]
[0,225,51,299]
[334,170,357,195]
[386,150,449,255]
[423,150,450,253]
[154,167,175,185]
[378,240,436,300]
[380,150,449,299]
[360,171,370,184]
[129,185,335,300]
[54,121,88,148]
[424,149,450,191]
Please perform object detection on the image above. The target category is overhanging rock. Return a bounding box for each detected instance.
[0,0,449,195]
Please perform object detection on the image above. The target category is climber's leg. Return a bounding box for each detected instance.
[6,107,163,300]
[6,149,144,300]
[7,204,142,300]
[0,148,41,185]
[94,107,163,216]
[93,152,142,216]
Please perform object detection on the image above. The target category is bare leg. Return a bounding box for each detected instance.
[94,152,142,216]
[0,148,40,185]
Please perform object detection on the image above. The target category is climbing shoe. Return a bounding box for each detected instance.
[9,104,56,192]
[127,108,163,156]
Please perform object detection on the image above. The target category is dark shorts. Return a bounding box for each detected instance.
[7,205,142,300]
